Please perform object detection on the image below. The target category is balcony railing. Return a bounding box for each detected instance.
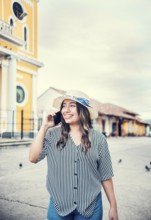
[0,19,25,47]
[0,20,11,33]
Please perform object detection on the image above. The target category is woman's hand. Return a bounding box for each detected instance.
[42,111,55,130]
[101,179,119,220]
[109,207,119,220]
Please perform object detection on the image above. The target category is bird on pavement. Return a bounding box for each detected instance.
[118,159,122,163]
[145,165,150,171]
[19,163,23,168]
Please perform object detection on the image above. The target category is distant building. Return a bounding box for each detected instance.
[0,0,43,138]
[37,87,149,137]
[38,87,65,113]
[93,102,149,137]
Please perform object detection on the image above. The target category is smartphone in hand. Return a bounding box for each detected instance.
[53,111,61,125]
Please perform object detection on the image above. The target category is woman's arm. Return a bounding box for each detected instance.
[102,178,119,220]
[29,114,54,163]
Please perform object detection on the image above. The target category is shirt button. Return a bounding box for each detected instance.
[74,187,77,189]
[74,173,78,175]
[74,202,77,205]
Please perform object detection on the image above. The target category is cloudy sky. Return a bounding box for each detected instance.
[37,0,151,119]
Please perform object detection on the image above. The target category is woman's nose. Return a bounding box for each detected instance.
[65,105,70,112]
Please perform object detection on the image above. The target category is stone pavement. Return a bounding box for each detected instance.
[0,137,151,220]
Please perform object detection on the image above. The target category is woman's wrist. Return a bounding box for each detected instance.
[40,124,50,133]
[110,200,117,209]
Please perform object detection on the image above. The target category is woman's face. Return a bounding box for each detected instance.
[61,99,79,125]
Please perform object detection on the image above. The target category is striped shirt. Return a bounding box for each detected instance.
[38,126,114,218]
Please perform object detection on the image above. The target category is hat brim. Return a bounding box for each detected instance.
[53,95,98,120]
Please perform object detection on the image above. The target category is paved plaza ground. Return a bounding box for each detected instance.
[0,137,151,220]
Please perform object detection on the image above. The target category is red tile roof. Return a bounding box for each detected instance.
[91,100,148,124]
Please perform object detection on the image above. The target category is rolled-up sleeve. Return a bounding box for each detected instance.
[38,129,51,162]
[98,134,114,181]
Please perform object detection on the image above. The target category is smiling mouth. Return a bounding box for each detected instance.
[64,115,73,119]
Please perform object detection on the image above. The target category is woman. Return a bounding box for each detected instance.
[29,90,119,220]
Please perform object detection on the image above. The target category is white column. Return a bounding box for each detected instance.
[32,74,38,132]
[128,121,133,135]
[7,55,17,132]
[0,61,8,133]
[105,117,110,136]
[1,62,7,110]
[108,117,112,135]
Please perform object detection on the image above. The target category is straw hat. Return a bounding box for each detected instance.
[53,90,98,120]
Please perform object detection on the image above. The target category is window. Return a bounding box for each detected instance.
[24,27,27,41]
[16,85,25,104]
[102,119,105,131]
[10,18,14,26]
[13,2,24,20]
[24,27,27,49]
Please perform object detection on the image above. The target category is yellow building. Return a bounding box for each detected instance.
[0,0,43,138]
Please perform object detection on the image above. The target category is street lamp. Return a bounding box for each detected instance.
[15,12,28,23]
[10,12,28,27]
[18,12,28,20]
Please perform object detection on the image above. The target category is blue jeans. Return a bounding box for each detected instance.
[46,193,103,220]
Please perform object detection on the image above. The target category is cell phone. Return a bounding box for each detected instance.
[53,111,61,125]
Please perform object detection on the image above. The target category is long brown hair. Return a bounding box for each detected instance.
[56,101,93,153]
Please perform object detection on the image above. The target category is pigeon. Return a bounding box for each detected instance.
[145,165,150,171]
[19,163,23,168]
[118,159,122,163]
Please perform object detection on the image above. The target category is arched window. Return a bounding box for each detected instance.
[24,27,27,50]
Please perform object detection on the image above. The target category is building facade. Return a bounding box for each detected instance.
[0,0,43,137]
[93,103,149,137]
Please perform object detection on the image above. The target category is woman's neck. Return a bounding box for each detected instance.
[69,124,81,134]
[69,124,82,146]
